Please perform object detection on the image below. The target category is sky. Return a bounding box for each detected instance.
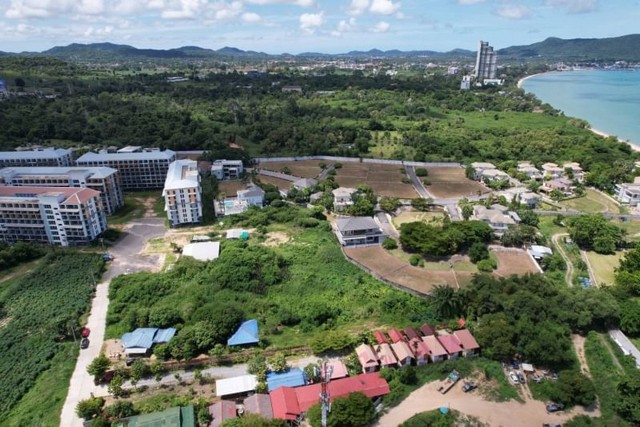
[1,0,639,54]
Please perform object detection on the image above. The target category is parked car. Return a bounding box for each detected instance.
[509,372,519,385]
[462,382,477,393]
[102,253,113,261]
[81,327,90,338]
[533,374,545,383]
[125,358,135,367]
[517,371,526,384]
[80,338,90,349]
[546,402,564,413]
[511,360,519,369]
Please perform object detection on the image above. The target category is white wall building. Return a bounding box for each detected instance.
[0,166,124,215]
[211,160,244,181]
[0,148,73,168]
[474,41,497,80]
[0,186,107,246]
[76,149,176,190]
[237,184,265,207]
[616,183,640,206]
[162,160,202,227]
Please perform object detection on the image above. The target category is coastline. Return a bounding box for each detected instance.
[518,71,640,153]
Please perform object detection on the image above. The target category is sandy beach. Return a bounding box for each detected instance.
[516,72,547,89]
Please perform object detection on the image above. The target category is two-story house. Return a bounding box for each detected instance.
[332,187,357,213]
[472,204,521,236]
[333,217,386,246]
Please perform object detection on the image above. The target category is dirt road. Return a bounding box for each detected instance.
[376,379,600,427]
[552,233,573,286]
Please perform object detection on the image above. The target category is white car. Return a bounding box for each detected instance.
[509,371,519,385]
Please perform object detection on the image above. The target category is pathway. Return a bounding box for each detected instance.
[580,249,598,287]
[551,233,573,286]
[598,333,624,373]
[572,334,592,378]
[375,378,600,427]
[375,212,399,239]
[609,329,640,369]
[60,218,165,427]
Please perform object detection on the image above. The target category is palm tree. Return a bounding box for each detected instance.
[431,284,463,320]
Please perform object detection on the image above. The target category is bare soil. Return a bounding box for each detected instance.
[426,167,489,199]
[218,181,247,197]
[334,163,419,198]
[257,160,324,178]
[493,250,540,277]
[256,175,292,192]
[263,231,290,247]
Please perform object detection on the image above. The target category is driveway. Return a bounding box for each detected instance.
[609,329,640,368]
[375,212,399,239]
[405,165,434,199]
[60,218,165,427]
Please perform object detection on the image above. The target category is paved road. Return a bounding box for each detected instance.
[609,329,640,369]
[404,165,434,199]
[60,218,165,427]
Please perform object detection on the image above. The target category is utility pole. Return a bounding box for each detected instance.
[319,359,333,427]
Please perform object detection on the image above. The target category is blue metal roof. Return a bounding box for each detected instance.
[121,327,177,349]
[266,368,307,392]
[227,319,259,346]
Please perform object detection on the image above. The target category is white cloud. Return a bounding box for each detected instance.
[241,12,262,22]
[147,0,165,10]
[212,1,244,20]
[161,0,207,20]
[78,0,105,15]
[496,4,532,19]
[369,0,401,15]
[372,20,390,32]
[246,0,315,6]
[299,11,324,34]
[348,0,370,16]
[457,0,486,4]
[544,0,597,13]
[6,0,76,19]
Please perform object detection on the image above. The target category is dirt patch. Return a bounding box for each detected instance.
[256,175,291,192]
[103,339,125,361]
[425,167,489,199]
[572,334,592,378]
[334,163,419,198]
[218,181,247,197]
[263,231,290,247]
[257,160,323,179]
[493,250,540,277]
[140,197,157,218]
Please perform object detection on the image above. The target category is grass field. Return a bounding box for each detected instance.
[559,189,622,213]
[109,191,164,225]
[256,160,324,178]
[392,210,445,228]
[585,251,623,286]
[425,167,488,199]
[335,162,419,198]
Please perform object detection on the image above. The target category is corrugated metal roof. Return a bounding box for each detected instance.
[76,149,176,162]
[453,329,480,351]
[208,401,237,427]
[266,368,306,392]
[243,394,273,419]
[182,242,220,262]
[216,375,258,397]
[227,319,259,346]
[391,341,415,361]
[355,344,379,369]
[0,148,71,160]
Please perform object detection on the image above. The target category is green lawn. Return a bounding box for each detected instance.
[392,211,445,228]
[109,191,164,225]
[617,219,640,240]
[0,343,78,427]
[559,189,622,214]
[585,251,623,286]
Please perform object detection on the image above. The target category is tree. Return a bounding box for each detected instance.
[308,392,375,427]
[129,359,147,389]
[620,302,640,335]
[517,209,539,227]
[430,285,464,320]
[415,168,428,177]
[379,197,401,214]
[382,238,398,250]
[474,313,516,360]
[105,401,136,418]
[198,406,213,426]
[615,369,640,424]
[461,204,473,221]
[555,370,596,407]
[108,371,126,398]
[150,360,164,383]
[411,198,431,212]
[550,189,565,201]
[87,353,111,382]
[468,242,489,263]
[247,353,268,381]
[568,215,624,254]
[76,397,105,420]
[14,77,25,91]
[268,352,288,373]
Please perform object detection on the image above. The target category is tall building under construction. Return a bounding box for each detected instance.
[474,40,497,79]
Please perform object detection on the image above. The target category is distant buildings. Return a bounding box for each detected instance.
[474,40,497,80]
[472,204,521,236]
[0,186,107,246]
[163,160,202,226]
[0,166,124,215]
[211,160,244,181]
[215,184,265,216]
[0,148,73,168]
[76,147,176,190]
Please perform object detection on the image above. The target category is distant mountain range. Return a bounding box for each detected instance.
[2,34,639,62]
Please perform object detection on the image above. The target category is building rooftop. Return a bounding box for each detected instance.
[76,149,176,162]
[182,242,220,262]
[216,375,258,397]
[227,319,259,346]
[266,368,306,392]
[326,359,349,380]
[0,186,100,204]
[120,328,177,350]
[0,166,117,180]
[391,341,415,361]
[208,401,236,427]
[373,330,388,345]
[453,329,480,351]
[374,343,398,367]
[332,187,357,198]
[0,148,71,159]
[355,344,379,369]
[243,394,273,420]
[387,328,405,343]
[408,337,430,359]
[238,184,265,198]
[335,216,380,232]
[471,162,496,169]
[126,405,195,427]
[422,335,448,357]
[437,334,463,354]
[164,160,199,191]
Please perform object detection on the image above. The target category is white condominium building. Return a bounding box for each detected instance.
[0,167,124,215]
[76,148,176,190]
[211,160,243,181]
[163,160,202,226]
[0,186,107,246]
[0,148,73,168]
[474,40,497,80]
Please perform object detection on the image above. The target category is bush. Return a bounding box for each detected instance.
[415,168,428,177]
[409,254,422,266]
[468,242,489,263]
[334,162,343,169]
[383,238,398,250]
[477,258,497,272]
[422,178,432,186]
[401,178,411,184]
[76,397,105,420]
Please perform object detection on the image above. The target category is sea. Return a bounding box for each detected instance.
[522,69,640,148]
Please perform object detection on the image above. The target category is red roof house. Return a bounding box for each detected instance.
[408,337,430,365]
[372,330,388,345]
[422,335,448,363]
[420,324,436,336]
[243,394,273,420]
[404,327,420,340]
[374,343,398,368]
[269,387,300,421]
[355,344,379,373]
[208,400,237,427]
[388,328,405,343]
[391,341,415,367]
[437,334,463,358]
[453,329,480,356]
[326,359,349,380]
[270,373,390,420]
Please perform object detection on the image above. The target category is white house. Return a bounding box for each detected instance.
[529,245,553,260]
[237,184,265,207]
[517,162,543,180]
[472,204,521,236]
[481,169,510,183]
[332,187,357,213]
[616,183,640,206]
[211,160,244,181]
[563,162,585,182]
[470,162,496,181]
[333,217,386,246]
[541,162,564,179]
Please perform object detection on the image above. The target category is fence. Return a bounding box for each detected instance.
[253,156,462,168]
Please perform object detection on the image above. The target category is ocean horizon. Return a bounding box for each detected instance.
[522,70,640,148]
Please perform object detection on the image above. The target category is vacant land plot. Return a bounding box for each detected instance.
[559,189,621,213]
[218,181,247,197]
[344,245,472,294]
[392,210,445,228]
[425,167,488,199]
[335,163,419,198]
[492,250,540,277]
[256,175,291,192]
[256,160,323,179]
[585,251,623,286]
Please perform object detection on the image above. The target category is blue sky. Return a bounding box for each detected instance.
[1,0,639,53]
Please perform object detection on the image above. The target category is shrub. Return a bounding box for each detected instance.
[468,242,490,263]
[415,168,428,177]
[401,178,411,184]
[409,254,422,266]
[334,162,343,169]
[477,258,496,272]
[76,397,105,420]
[383,238,398,250]
[422,178,432,186]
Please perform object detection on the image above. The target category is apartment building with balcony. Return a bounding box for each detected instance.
[162,160,202,227]
[0,166,124,215]
[0,148,73,168]
[76,148,176,190]
[0,186,107,246]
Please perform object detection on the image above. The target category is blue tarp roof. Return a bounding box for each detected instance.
[227,319,259,346]
[266,368,307,392]
[121,328,177,349]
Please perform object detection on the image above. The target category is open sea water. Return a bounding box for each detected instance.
[522,70,640,147]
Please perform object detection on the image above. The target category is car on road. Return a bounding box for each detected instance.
[81,327,90,338]
[546,402,564,413]
[517,371,526,384]
[509,371,519,385]
[80,338,90,349]
[462,382,477,393]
